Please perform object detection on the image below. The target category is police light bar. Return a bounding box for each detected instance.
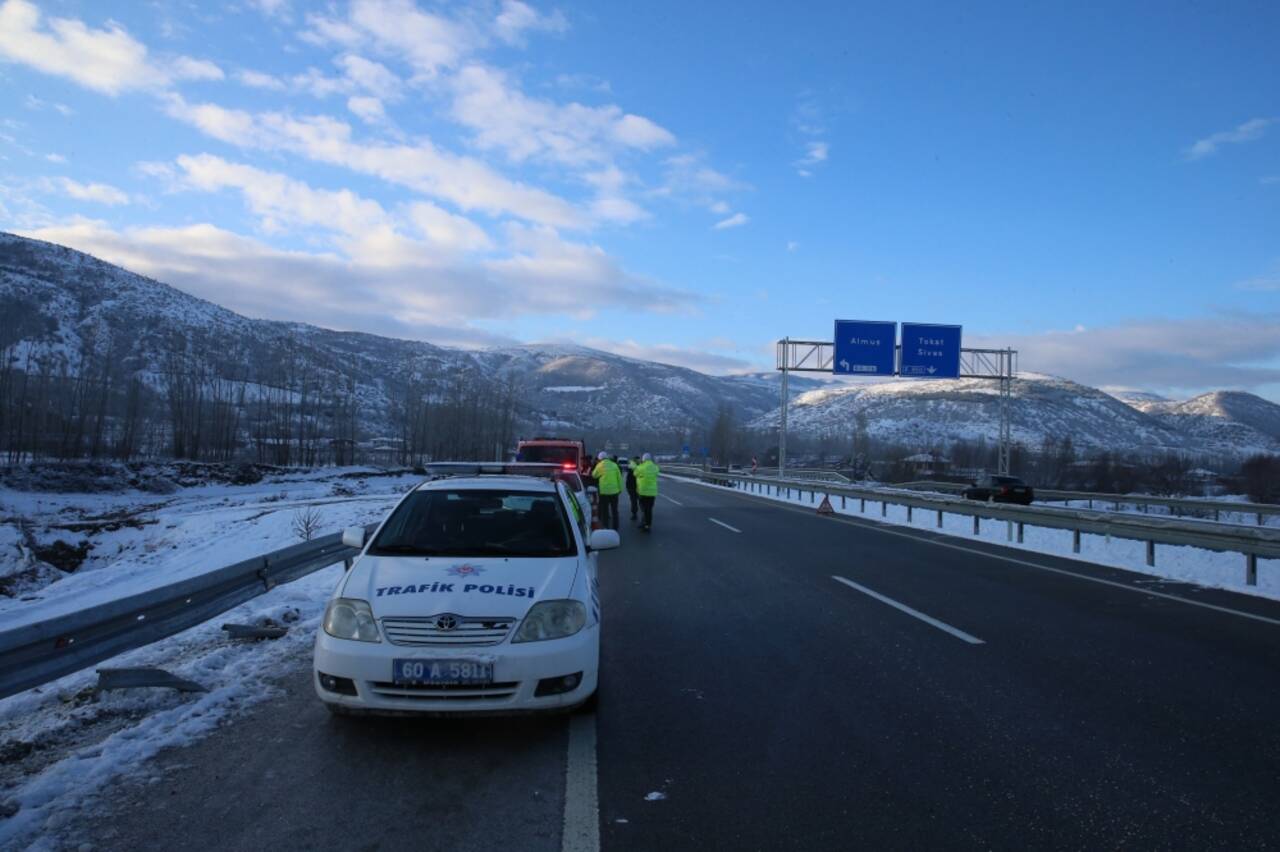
[424,462,567,479]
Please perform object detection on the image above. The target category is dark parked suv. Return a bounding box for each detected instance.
[962,475,1034,505]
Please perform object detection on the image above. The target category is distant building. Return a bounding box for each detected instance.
[901,451,951,477]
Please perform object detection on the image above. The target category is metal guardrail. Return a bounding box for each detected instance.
[664,464,851,483]
[892,481,1280,525]
[676,471,1280,586]
[0,529,368,701]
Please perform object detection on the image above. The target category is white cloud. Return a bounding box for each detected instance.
[347,95,387,124]
[248,0,290,18]
[494,0,568,45]
[554,72,611,94]
[0,0,221,94]
[1185,117,1276,161]
[967,315,1280,393]
[44,152,66,163]
[1262,175,1280,185]
[24,94,73,115]
[713,212,748,230]
[449,64,674,167]
[786,240,798,252]
[54,177,129,205]
[305,0,472,81]
[237,69,287,91]
[19,218,698,338]
[162,94,586,228]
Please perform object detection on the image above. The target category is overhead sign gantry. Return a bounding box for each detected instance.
[778,320,1016,477]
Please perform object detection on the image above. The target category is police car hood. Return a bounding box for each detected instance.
[344,555,579,618]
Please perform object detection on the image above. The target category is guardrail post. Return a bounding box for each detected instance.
[1258,512,1264,526]
[860,498,865,513]
[907,506,913,522]
[1088,499,1093,509]
[841,495,846,509]
[881,501,887,517]
[1006,520,1013,541]
[1146,540,1155,566]
[1017,522,1024,543]
[1246,553,1258,586]
[810,490,815,504]
[1072,529,1081,553]
[1214,508,1219,522]
[937,510,944,529]
[972,516,980,535]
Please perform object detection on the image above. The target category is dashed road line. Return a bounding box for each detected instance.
[659,494,684,506]
[708,517,742,533]
[832,575,986,644]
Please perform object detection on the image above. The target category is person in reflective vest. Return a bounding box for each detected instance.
[625,456,640,522]
[591,452,623,530]
[634,453,660,531]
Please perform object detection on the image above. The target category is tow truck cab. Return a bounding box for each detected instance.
[516,437,589,475]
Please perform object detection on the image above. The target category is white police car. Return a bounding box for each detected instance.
[313,463,617,715]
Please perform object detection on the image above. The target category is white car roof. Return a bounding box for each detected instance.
[416,475,558,493]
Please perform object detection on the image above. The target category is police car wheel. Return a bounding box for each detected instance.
[325,703,355,717]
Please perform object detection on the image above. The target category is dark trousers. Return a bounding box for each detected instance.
[639,495,655,528]
[599,493,620,530]
[627,489,638,518]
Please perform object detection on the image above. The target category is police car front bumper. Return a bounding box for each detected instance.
[313,623,599,714]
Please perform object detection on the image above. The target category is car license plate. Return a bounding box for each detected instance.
[392,659,493,685]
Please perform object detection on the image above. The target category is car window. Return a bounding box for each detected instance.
[518,445,579,465]
[369,488,575,558]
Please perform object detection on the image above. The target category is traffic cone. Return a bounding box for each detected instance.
[817,495,835,516]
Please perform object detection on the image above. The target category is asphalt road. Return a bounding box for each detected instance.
[80,477,1280,850]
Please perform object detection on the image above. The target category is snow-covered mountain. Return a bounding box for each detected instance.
[0,232,788,437]
[3,230,1278,458]
[1123,392,1280,457]
[748,373,1280,458]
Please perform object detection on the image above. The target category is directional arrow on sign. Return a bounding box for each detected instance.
[928,366,936,374]
[839,359,850,371]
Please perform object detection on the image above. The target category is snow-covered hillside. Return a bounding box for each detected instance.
[748,373,1280,457]
[0,233,783,436]
[4,231,1279,457]
[1124,392,1280,457]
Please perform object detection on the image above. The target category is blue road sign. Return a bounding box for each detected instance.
[832,320,897,376]
[899,323,962,378]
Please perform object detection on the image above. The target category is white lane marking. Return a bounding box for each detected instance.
[832,575,986,644]
[562,713,600,852]
[708,517,742,533]
[681,478,1280,629]
[659,494,684,505]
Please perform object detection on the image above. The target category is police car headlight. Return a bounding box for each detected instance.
[512,600,587,643]
[323,598,381,643]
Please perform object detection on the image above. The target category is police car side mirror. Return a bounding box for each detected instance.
[588,529,620,551]
[342,527,365,549]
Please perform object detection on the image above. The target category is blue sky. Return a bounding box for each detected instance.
[1,0,1277,399]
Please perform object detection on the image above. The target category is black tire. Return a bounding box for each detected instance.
[574,688,599,715]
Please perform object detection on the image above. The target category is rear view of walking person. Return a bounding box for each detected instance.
[625,456,640,522]
[634,453,660,531]
[592,451,623,530]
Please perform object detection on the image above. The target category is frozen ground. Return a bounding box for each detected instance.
[0,465,422,623]
[682,477,1280,601]
[0,465,421,850]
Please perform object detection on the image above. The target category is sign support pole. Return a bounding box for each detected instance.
[778,337,789,477]
[998,347,1013,476]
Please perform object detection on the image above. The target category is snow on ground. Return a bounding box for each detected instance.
[0,466,422,626]
[680,477,1280,601]
[0,468,418,851]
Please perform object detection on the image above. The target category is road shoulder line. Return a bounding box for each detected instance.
[562,713,600,852]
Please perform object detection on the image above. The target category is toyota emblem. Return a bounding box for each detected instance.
[435,614,458,631]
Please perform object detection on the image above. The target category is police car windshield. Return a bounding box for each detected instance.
[369,489,575,558]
